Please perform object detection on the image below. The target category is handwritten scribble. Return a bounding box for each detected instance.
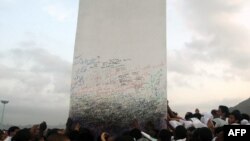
[70,56,167,130]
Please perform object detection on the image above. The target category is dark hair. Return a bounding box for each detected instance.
[219,105,229,117]
[129,128,142,140]
[65,118,73,134]
[241,113,250,121]
[144,121,159,138]
[185,112,193,120]
[187,127,196,132]
[39,121,47,132]
[47,134,69,141]
[115,135,134,141]
[78,128,94,141]
[214,127,223,136]
[11,128,31,141]
[193,113,202,120]
[187,127,196,141]
[211,109,218,116]
[192,127,213,141]
[174,126,187,140]
[67,130,80,141]
[8,126,19,136]
[230,110,242,123]
[0,130,4,140]
[158,129,172,141]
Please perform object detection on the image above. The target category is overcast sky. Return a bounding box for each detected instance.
[0,0,250,126]
[0,0,78,126]
[167,0,250,116]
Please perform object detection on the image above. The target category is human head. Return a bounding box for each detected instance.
[115,135,134,141]
[97,132,111,141]
[185,112,193,120]
[65,117,73,134]
[218,105,229,120]
[193,113,202,120]
[39,121,47,135]
[241,113,249,121]
[129,128,142,140]
[47,134,70,141]
[241,113,250,125]
[11,128,32,141]
[0,130,7,141]
[191,127,213,141]
[214,127,223,136]
[228,110,241,124]
[174,126,187,140]
[186,127,196,141]
[7,126,20,137]
[195,108,200,114]
[211,109,220,118]
[158,129,172,141]
[78,128,94,141]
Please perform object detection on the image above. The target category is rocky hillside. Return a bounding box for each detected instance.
[230,97,250,115]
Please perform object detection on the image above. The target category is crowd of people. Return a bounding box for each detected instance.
[0,103,249,141]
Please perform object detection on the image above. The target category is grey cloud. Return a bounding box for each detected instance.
[182,0,250,67]
[170,97,243,117]
[10,48,71,73]
[0,47,71,125]
[167,73,192,89]
[168,0,250,81]
[5,104,68,126]
[168,50,195,74]
[179,0,245,34]
[19,41,38,48]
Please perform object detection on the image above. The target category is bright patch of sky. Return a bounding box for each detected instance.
[167,0,192,50]
[0,0,79,125]
[0,0,78,62]
[167,0,250,116]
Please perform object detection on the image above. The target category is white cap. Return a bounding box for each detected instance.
[241,119,249,125]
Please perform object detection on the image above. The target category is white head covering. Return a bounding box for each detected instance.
[201,112,213,125]
[191,118,207,128]
[169,120,183,129]
[212,118,227,128]
[240,119,249,125]
[179,119,193,129]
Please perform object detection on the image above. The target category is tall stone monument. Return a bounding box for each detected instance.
[70,0,167,133]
